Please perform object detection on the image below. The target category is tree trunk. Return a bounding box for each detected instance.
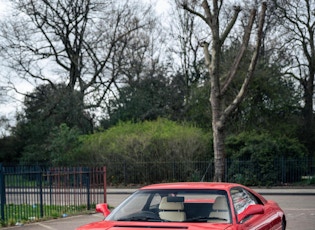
[302,67,315,153]
[183,1,266,182]
[212,124,225,182]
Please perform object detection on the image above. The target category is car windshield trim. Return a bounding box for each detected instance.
[106,189,231,223]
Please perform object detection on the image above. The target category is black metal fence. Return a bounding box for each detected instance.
[0,158,314,226]
[0,164,106,226]
[104,158,315,186]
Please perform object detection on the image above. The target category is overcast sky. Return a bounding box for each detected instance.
[0,0,10,15]
[0,1,16,125]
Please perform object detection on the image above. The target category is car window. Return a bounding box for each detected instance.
[149,193,162,209]
[231,187,257,215]
[106,189,231,223]
[108,192,152,220]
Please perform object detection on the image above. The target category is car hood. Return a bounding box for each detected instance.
[76,221,233,230]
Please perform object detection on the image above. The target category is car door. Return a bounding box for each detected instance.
[230,187,276,230]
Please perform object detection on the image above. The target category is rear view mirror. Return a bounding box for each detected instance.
[167,196,184,202]
[96,203,111,217]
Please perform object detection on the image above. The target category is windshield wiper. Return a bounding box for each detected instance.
[184,216,228,222]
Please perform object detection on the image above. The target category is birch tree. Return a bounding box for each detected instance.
[181,0,267,181]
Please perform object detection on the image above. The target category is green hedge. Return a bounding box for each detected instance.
[225,132,308,186]
[72,119,211,183]
[50,121,311,185]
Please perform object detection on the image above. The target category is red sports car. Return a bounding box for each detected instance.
[76,182,286,230]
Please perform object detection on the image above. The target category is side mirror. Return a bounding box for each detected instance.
[96,203,111,217]
[239,204,264,223]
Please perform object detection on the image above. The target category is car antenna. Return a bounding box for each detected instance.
[200,161,212,182]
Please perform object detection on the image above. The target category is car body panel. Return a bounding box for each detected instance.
[76,182,285,230]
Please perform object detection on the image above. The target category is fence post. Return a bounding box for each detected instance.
[0,163,5,221]
[103,166,107,203]
[86,168,90,210]
[225,158,228,182]
[49,170,52,206]
[281,157,285,184]
[39,168,44,218]
[123,161,127,186]
[173,160,176,180]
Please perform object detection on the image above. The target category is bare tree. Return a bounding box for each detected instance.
[180,0,267,181]
[169,1,206,86]
[0,0,155,124]
[273,0,315,153]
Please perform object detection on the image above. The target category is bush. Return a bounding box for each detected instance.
[76,119,211,184]
[226,132,308,186]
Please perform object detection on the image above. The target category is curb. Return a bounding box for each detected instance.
[253,189,315,196]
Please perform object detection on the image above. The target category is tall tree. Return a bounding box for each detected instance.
[168,1,209,124]
[227,57,301,136]
[181,0,267,181]
[0,0,155,127]
[0,85,9,136]
[273,0,315,155]
[12,83,92,163]
[169,2,207,90]
[105,68,186,127]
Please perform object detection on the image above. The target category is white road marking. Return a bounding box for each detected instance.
[36,223,57,230]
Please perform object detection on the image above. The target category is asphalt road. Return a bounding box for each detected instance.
[1,192,315,230]
[264,194,315,230]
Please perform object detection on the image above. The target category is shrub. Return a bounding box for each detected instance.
[226,132,308,186]
[76,119,211,184]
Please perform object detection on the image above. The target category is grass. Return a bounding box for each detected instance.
[0,203,95,227]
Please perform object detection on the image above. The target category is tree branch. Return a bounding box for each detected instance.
[222,2,267,120]
[181,1,210,26]
[221,8,256,95]
[219,6,241,46]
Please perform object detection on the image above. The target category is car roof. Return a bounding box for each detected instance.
[140,182,243,191]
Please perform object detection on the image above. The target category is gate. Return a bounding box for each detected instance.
[0,164,106,225]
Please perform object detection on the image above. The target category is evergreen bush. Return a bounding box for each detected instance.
[226,132,308,186]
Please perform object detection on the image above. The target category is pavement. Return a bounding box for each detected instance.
[250,187,315,195]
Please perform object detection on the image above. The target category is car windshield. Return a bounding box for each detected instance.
[106,189,231,223]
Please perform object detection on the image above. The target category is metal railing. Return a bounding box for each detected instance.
[0,158,314,225]
[0,165,106,225]
[103,158,315,186]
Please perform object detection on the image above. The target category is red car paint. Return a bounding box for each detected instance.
[76,182,286,230]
